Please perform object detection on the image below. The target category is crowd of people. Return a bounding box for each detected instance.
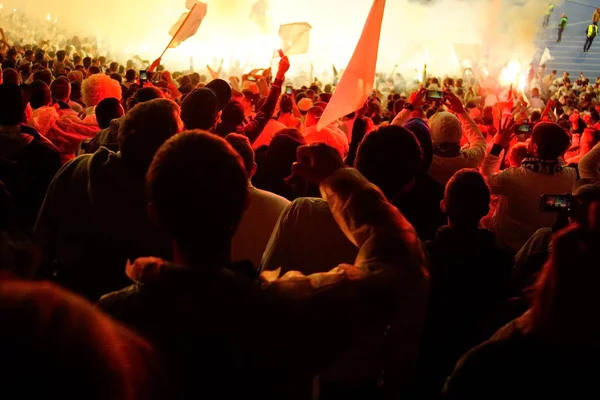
[2,8,600,399]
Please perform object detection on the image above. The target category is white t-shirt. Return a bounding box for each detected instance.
[232,185,290,268]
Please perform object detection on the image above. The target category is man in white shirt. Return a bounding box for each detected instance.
[225,133,290,268]
[303,106,349,157]
[482,122,576,252]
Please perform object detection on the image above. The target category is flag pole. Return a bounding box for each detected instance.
[159,3,198,60]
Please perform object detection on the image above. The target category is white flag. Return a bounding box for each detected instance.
[279,22,312,56]
[317,0,386,131]
[540,47,553,66]
[169,2,208,49]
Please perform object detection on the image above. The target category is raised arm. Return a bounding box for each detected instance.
[243,56,289,144]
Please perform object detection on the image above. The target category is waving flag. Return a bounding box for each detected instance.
[318,0,386,130]
[168,2,208,49]
[540,47,554,66]
[279,22,312,55]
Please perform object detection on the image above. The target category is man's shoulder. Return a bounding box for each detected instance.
[249,186,290,208]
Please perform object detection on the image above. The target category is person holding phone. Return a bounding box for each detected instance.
[481,120,576,253]
[277,94,301,129]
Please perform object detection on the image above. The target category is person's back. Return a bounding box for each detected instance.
[0,84,61,230]
[428,109,487,186]
[444,215,600,399]
[483,122,576,252]
[35,99,182,300]
[225,134,290,267]
[417,170,511,398]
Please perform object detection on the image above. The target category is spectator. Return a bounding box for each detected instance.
[415,169,511,398]
[225,133,290,267]
[83,87,164,154]
[99,132,428,400]
[35,99,182,300]
[252,130,307,200]
[444,207,600,399]
[263,124,422,275]
[303,106,349,157]
[0,280,161,400]
[482,121,577,252]
[277,94,302,129]
[95,98,124,130]
[426,94,486,186]
[0,84,61,229]
[50,77,80,117]
[2,68,20,85]
[250,96,287,148]
[81,73,122,122]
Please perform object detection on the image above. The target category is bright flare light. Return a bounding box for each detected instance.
[518,74,526,92]
[499,60,521,87]
[46,14,51,21]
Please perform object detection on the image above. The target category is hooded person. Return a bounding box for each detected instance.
[34,99,183,301]
[427,111,487,186]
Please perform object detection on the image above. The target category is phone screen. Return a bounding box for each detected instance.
[285,86,293,95]
[247,75,257,82]
[540,194,573,212]
[139,70,148,81]
[516,123,531,133]
[427,90,444,100]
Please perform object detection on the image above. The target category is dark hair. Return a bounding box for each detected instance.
[32,69,53,86]
[56,50,66,62]
[125,69,136,82]
[88,66,101,75]
[181,88,219,130]
[444,169,490,228]
[531,122,571,159]
[118,99,181,174]
[29,80,52,109]
[83,56,92,68]
[0,280,159,400]
[50,76,71,101]
[280,95,293,114]
[2,68,20,85]
[73,54,81,64]
[109,73,123,84]
[355,125,423,200]
[147,131,248,259]
[126,86,163,111]
[109,62,119,72]
[225,133,255,176]
[0,84,25,125]
[95,97,124,129]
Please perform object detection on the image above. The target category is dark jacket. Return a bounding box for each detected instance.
[82,118,121,154]
[98,168,430,400]
[415,227,512,398]
[34,147,172,300]
[443,313,600,399]
[0,128,61,230]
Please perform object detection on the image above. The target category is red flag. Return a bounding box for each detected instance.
[317,0,386,130]
[168,2,208,49]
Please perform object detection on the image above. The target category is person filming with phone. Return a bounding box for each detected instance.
[482,120,577,253]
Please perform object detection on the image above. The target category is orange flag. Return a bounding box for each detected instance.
[168,2,208,49]
[317,0,386,131]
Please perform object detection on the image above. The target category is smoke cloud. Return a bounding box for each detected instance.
[1,0,561,76]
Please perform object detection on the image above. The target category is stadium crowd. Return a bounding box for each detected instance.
[2,8,600,400]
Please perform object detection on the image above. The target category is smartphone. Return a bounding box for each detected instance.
[285,85,293,95]
[427,89,444,100]
[139,70,148,84]
[540,194,574,212]
[515,123,531,134]
[247,75,257,82]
